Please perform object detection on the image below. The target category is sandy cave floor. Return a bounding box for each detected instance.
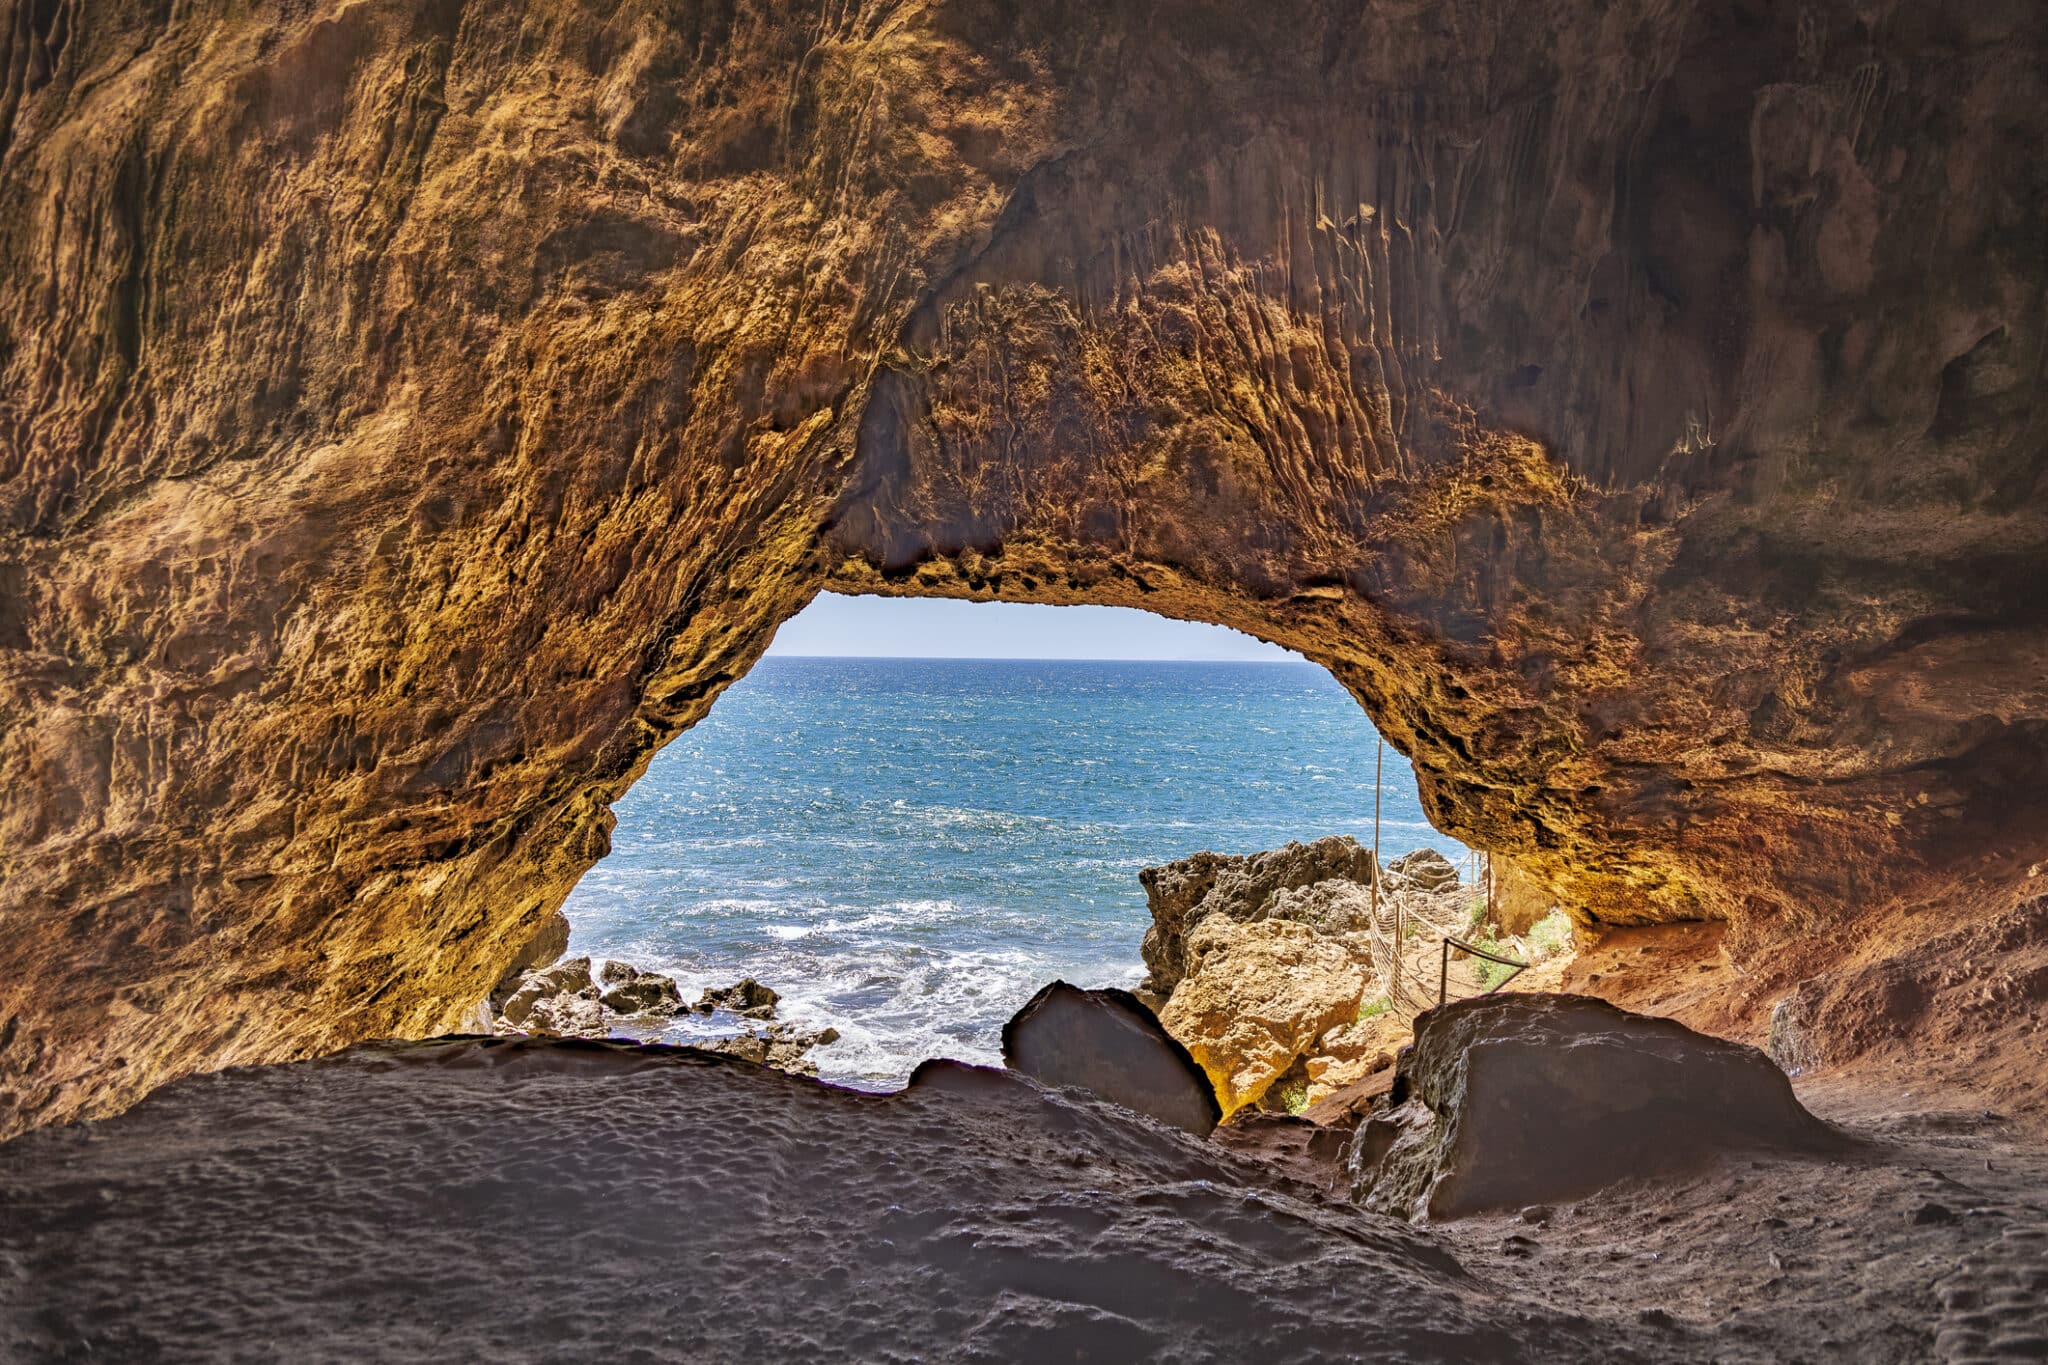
[2,1036,2045,1364]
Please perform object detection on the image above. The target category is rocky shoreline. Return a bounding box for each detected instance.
[480,835,1574,1114]
[484,935,844,1078]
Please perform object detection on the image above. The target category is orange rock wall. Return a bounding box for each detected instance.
[1,0,2043,1134]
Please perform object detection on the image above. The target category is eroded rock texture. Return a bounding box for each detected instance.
[1,1,2044,1133]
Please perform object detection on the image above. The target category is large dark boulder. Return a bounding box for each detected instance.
[1002,982,1222,1137]
[1349,994,1852,1220]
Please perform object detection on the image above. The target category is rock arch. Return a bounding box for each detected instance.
[1,0,2043,1134]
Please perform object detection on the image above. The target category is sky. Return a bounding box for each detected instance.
[764,593,1301,661]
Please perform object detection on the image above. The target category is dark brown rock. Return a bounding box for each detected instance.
[1349,994,1852,1220]
[692,979,780,1021]
[1002,982,1221,1137]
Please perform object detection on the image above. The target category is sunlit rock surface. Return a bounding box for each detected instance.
[2,1,2045,1133]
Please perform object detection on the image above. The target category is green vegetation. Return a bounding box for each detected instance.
[1355,995,1390,1022]
[1468,932,1524,989]
[1526,909,1573,960]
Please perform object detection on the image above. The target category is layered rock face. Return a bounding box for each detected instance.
[2,1,2045,1134]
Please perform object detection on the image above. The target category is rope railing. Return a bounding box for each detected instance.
[1436,934,1528,1006]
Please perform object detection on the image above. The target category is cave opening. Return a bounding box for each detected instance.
[540,592,1474,1087]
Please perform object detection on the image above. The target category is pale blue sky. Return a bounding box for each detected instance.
[765,593,1300,661]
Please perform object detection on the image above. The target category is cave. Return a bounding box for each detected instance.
[2,0,2046,1357]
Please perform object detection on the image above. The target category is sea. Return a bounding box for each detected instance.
[563,656,1460,1085]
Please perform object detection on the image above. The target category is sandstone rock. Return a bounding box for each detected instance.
[1304,1016,1405,1101]
[1302,1067,1399,1128]
[1388,849,1461,894]
[1139,838,1379,994]
[1157,918,1368,1115]
[1001,982,1220,1137]
[596,963,683,1017]
[693,979,780,1020]
[506,912,573,983]
[499,958,596,1029]
[1491,859,1559,938]
[1349,994,1851,1220]
[520,994,609,1040]
[4,0,2046,1141]
[1260,879,1379,936]
[1208,1112,1353,1192]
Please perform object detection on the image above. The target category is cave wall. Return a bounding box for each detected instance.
[0,0,2042,1135]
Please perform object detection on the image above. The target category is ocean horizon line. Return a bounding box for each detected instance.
[760,653,1317,665]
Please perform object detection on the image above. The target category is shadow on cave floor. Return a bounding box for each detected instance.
[0,1036,2042,1364]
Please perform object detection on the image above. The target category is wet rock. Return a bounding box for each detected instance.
[596,962,683,1016]
[1138,837,1378,995]
[1349,993,1852,1220]
[1157,917,1367,1115]
[1387,849,1461,894]
[692,978,780,1020]
[1001,982,1220,1137]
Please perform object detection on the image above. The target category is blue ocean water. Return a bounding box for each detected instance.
[564,656,1459,1084]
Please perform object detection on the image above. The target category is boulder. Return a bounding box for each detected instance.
[1303,1015,1403,1100]
[692,977,780,1020]
[596,962,683,1016]
[1139,837,1379,994]
[1260,879,1378,935]
[521,993,609,1039]
[1000,982,1221,1136]
[1348,993,1853,1221]
[498,957,596,1028]
[1387,848,1461,894]
[1156,918,1367,1115]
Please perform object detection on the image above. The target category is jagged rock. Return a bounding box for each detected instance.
[1387,849,1461,894]
[499,958,597,1029]
[1157,918,1368,1115]
[595,962,683,1017]
[1349,994,1852,1220]
[1304,1017,1403,1101]
[691,1023,840,1076]
[1139,838,1379,995]
[692,978,780,1020]
[1000,982,1220,1137]
[521,994,609,1039]
[1261,879,1379,936]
